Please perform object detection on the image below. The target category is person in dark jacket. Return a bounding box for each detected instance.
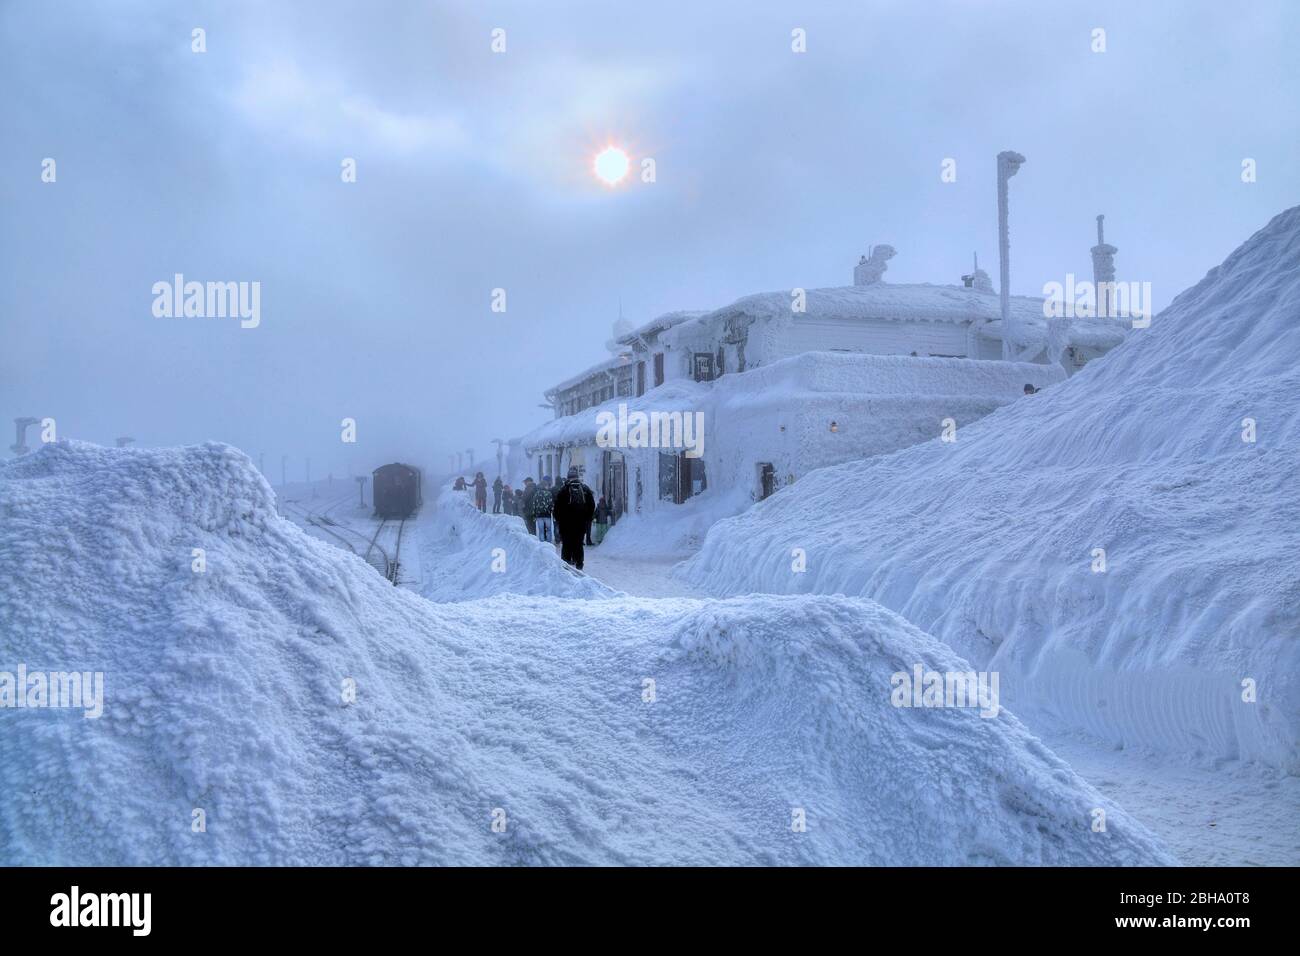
[552,466,596,569]
[453,476,467,491]
[492,476,504,513]
[472,471,488,512]
[519,478,537,534]
[500,483,513,515]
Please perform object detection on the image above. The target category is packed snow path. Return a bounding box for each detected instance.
[579,551,700,598]
[1040,730,1299,867]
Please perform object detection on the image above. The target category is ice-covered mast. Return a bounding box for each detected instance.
[996,150,1026,361]
[1091,214,1118,318]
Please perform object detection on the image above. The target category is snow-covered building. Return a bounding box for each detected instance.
[514,248,1127,525]
[520,350,1063,526]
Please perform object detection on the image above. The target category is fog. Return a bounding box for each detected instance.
[2,0,1297,479]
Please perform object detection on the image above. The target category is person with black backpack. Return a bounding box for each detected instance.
[552,466,596,570]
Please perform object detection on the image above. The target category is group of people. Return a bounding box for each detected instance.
[454,468,617,571]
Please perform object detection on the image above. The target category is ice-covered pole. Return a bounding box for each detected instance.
[1091,213,1118,318]
[997,150,1026,361]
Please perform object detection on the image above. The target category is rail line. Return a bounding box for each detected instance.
[363,516,406,585]
[283,489,406,585]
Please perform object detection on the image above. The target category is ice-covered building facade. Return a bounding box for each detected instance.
[512,249,1127,524]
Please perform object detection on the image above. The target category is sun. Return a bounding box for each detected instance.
[593,145,630,186]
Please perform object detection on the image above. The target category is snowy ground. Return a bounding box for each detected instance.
[274,482,1296,866]
[1,446,1178,865]
[581,550,700,598]
[586,539,1298,866]
[1039,730,1299,867]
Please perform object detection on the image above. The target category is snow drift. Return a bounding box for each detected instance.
[681,206,1300,770]
[415,486,618,601]
[0,441,1175,864]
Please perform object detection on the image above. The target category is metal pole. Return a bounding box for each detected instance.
[997,150,1025,362]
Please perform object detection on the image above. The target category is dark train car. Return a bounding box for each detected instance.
[372,463,422,519]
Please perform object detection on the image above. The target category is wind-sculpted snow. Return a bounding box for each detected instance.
[681,206,1300,770]
[0,441,1175,864]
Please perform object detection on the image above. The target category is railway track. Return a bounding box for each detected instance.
[363,517,406,585]
[283,489,406,585]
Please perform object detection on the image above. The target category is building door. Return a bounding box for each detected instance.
[653,352,665,387]
[758,462,776,500]
[692,352,715,382]
[602,450,627,519]
[658,451,678,503]
[636,361,646,397]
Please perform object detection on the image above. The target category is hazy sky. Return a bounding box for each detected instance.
[2,0,1297,480]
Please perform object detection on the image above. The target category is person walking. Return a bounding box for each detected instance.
[519,478,537,535]
[492,476,504,513]
[553,467,596,569]
[532,478,555,543]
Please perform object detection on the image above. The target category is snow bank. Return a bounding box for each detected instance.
[681,206,1300,770]
[416,486,618,601]
[0,441,1174,864]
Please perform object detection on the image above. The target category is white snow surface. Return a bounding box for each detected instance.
[681,206,1300,771]
[0,440,1176,865]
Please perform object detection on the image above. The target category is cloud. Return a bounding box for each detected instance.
[230,59,468,156]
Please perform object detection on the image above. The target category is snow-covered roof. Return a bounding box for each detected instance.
[545,311,708,398]
[617,309,706,344]
[703,283,1047,326]
[545,354,632,397]
[664,282,1129,351]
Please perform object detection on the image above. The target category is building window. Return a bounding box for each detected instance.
[693,352,715,382]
